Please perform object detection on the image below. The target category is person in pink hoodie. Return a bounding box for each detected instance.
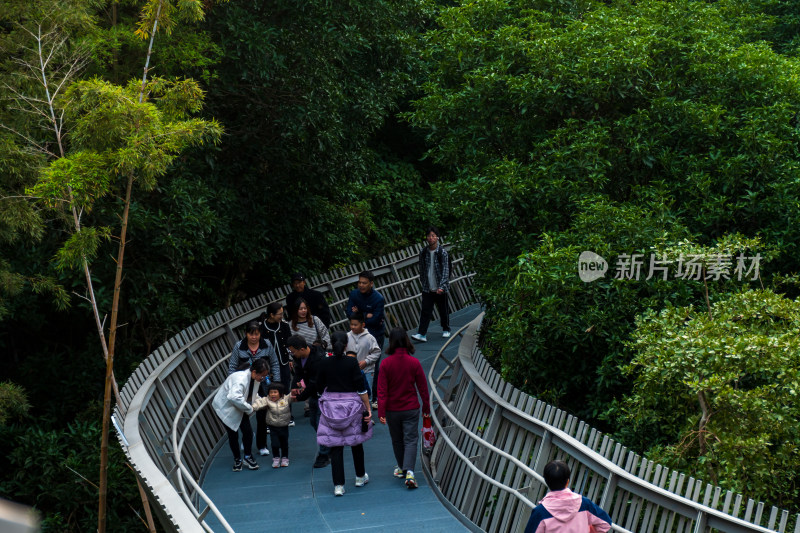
[524,460,612,533]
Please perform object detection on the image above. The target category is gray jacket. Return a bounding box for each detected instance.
[346,330,381,373]
[228,338,280,381]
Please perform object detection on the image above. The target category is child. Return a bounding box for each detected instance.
[346,312,381,402]
[346,350,371,399]
[253,383,293,467]
[524,460,612,533]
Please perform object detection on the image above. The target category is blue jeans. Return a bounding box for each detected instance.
[370,333,384,402]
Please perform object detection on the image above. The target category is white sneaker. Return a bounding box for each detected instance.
[355,473,369,487]
[334,485,345,497]
[442,330,451,338]
[259,448,270,456]
[411,333,427,342]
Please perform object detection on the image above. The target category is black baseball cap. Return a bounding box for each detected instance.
[291,272,305,282]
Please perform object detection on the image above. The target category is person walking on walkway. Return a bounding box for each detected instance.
[524,460,612,533]
[290,298,331,350]
[287,334,331,468]
[346,270,385,408]
[411,226,451,342]
[286,272,332,327]
[314,331,373,496]
[346,312,381,399]
[259,302,296,426]
[377,327,430,489]
[213,358,270,472]
[253,383,294,468]
[227,321,280,457]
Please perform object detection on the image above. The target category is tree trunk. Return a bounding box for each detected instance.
[696,389,717,484]
[98,172,134,533]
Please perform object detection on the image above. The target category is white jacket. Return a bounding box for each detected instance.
[212,370,259,431]
[346,330,381,373]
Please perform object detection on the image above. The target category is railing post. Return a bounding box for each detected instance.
[693,510,708,533]
[222,324,238,346]
[461,403,505,522]
[442,356,463,408]
[533,430,553,476]
[600,472,617,510]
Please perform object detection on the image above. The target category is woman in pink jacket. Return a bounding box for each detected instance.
[524,460,612,533]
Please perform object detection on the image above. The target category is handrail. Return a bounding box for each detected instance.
[425,313,797,533]
[171,356,234,532]
[427,323,541,505]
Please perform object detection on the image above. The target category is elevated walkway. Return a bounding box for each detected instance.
[114,244,799,533]
[200,306,481,533]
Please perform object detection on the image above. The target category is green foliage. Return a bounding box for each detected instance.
[27,76,222,266]
[407,0,800,509]
[484,200,710,419]
[350,156,441,255]
[409,0,800,273]
[201,0,433,279]
[620,290,800,507]
[0,420,142,532]
[0,382,30,426]
[135,0,210,39]
[53,227,112,271]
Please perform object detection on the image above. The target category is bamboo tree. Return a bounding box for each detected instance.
[17,2,223,530]
[1,22,128,400]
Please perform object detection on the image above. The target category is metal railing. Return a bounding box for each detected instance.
[113,243,475,532]
[425,313,800,533]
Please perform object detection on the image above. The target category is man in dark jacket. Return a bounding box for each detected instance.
[345,270,386,407]
[411,226,451,342]
[288,334,331,467]
[286,272,332,327]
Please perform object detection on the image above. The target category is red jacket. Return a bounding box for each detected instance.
[377,348,430,418]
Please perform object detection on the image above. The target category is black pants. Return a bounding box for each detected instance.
[269,425,289,458]
[225,413,253,461]
[330,444,365,486]
[280,364,293,419]
[417,291,449,335]
[255,409,268,449]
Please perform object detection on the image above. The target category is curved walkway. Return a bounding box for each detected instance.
[200,305,481,533]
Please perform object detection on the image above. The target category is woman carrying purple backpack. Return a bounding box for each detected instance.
[313,331,373,496]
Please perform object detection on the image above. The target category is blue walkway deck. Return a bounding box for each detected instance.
[201,305,482,532]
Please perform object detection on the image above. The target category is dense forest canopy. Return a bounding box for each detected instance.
[406,0,800,509]
[2,0,800,529]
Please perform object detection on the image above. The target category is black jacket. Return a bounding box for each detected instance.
[260,319,292,367]
[286,287,332,327]
[316,355,367,394]
[294,345,328,401]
